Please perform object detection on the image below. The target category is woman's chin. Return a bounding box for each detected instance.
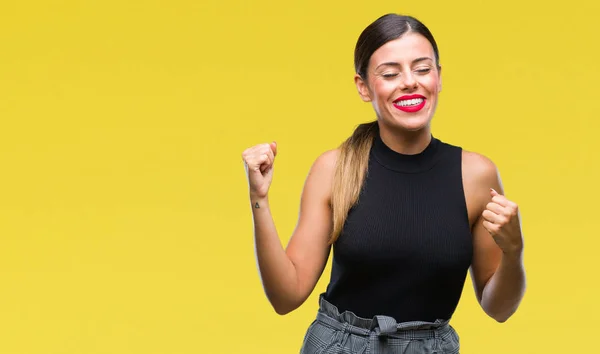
[387,116,431,132]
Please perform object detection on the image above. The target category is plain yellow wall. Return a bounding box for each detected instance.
[1,1,598,353]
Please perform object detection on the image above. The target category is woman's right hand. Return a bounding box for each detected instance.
[242,141,277,199]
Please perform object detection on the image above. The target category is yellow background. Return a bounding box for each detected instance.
[0,1,598,353]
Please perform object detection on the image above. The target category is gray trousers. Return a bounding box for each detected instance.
[300,295,460,354]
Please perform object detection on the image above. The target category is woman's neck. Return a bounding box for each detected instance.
[378,125,433,155]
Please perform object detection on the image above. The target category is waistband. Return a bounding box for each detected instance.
[317,294,452,339]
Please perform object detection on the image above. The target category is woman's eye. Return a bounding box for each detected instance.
[382,73,398,78]
[415,68,431,74]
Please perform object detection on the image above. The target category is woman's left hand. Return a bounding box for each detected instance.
[482,188,524,256]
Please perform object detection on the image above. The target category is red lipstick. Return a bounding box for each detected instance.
[393,94,426,113]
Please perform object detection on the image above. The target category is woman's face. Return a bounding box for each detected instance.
[355,32,441,132]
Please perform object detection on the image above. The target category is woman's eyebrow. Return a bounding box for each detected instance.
[375,57,433,70]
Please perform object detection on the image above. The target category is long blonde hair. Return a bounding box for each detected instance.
[330,121,379,244]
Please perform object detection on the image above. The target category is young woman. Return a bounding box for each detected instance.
[242,13,526,354]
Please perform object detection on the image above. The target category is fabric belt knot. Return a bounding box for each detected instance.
[372,315,398,336]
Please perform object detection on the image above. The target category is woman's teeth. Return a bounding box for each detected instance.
[396,98,424,106]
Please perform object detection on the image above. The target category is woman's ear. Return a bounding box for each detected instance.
[437,65,442,93]
[354,74,372,102]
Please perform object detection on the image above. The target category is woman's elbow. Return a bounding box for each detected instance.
[272,301,300,316]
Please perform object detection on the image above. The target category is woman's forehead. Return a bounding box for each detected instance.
[370,33,435,66]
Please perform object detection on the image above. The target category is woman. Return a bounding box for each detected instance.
[242,13,526,354]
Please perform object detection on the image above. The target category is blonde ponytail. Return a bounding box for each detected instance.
[330,121,379,244]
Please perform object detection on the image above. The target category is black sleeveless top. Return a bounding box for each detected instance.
[323,133,473,323]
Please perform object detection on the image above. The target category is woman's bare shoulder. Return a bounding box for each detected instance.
[461,149,503,222]
[462,149,499,185]
[313,148,340,169]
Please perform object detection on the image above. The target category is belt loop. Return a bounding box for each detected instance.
[433,327,442,352]
[339,322,351,347]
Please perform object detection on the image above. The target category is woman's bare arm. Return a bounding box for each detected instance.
[464,151,526,322]
[251,149,338,315]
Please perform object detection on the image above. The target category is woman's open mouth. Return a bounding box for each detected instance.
[393,94,426,112]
